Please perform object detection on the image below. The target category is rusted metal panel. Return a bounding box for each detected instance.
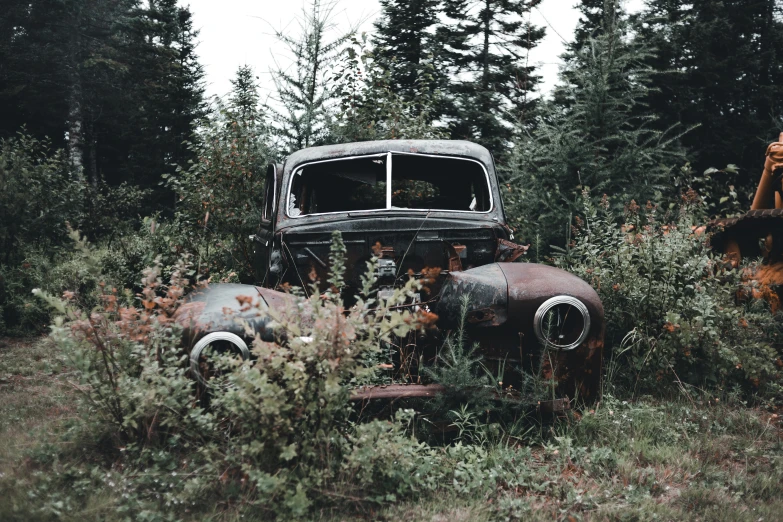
[276,220,503,295]
[537,398,571,414]
[174,284,284,348]
[443,241,464,273]
[351,387,575,412]
[495,238,529,262]
[499,263,604,340]
[437,263,509,328]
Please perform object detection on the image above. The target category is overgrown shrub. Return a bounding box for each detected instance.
[166,85,275,283]
[28,233,485,516]
[0,132,151,336]
[555,191,783,397]
[0,133,85,262]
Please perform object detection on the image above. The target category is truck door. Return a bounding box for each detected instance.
[253,164,279,286]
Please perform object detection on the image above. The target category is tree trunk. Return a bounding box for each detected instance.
[66,5,84,176]
[88,117,98,187]
[306,0,323,148]
[482,0,491,90]
[67,66,84,174]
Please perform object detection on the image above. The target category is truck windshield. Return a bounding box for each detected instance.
[287,153,491,217]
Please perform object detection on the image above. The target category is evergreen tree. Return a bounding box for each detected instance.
[573,0,618,48]
[0,0,205,209]
[372,0,443,102]
[171,66,273,280]
[329,34,447,142]
[229,65,262,124]
[0,0,132,181]
[506,10,685,248]
[637,0,783,208]
[438,0,545,156]
[118,0,206,203]
[272,0,353,152]
[0,0,73,160]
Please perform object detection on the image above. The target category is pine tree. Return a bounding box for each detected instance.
[0,0,131,182]
[118,0,205,203]
[272,0,352,152]
[171,66,273,280]
[637,0,783,207]
[229,65,262,124]
[0,0,205,208]
[438,0,545,156]
[372,0,443,102]
[329,34,447,142]
[506,9,685,248]
[573,0,618,47]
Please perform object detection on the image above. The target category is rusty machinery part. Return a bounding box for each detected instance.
[709,208,783,264]
[723,238,742,269]
[189,331,250,387]
[496,238,529,263]
[350,384,446,401]
[705,134,783,311]
[533,296,591,351]
[750,133,783,211]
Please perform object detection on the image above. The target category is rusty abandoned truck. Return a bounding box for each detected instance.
[174,140,605,404]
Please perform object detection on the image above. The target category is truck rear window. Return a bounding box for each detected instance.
[287,153,491,216]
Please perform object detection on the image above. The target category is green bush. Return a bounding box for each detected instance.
[555,191,783,397]
[0,133,85,261]
[22,232,552,518]
[0,132,150,336]
[166,97,274,283]
[33,233,413,516]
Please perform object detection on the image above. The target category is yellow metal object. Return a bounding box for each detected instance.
[750,132,783,210]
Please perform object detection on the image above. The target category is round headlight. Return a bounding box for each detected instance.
[534,296,590,350]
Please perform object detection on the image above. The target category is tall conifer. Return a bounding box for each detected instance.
[0,0,205,206]
[507,6,684,248]
[438,0,544,156]
[637,0,783,205]
[272,0,352,152]
[372,0,443,102]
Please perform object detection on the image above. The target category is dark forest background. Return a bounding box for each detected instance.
[2,0,783,335]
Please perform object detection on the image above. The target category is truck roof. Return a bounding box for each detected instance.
[283,140,495,174]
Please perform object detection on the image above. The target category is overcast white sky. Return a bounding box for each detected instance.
[187,0,645,101]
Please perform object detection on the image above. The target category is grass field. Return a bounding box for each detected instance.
[1,336,783,521]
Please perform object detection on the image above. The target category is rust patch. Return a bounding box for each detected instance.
[495,238,529,262]
[443,241,464,272]
[548,335,604,403]
[173,300,207,330]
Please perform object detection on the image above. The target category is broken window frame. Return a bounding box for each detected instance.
[262,164,278,222]
[284,152,494,218]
